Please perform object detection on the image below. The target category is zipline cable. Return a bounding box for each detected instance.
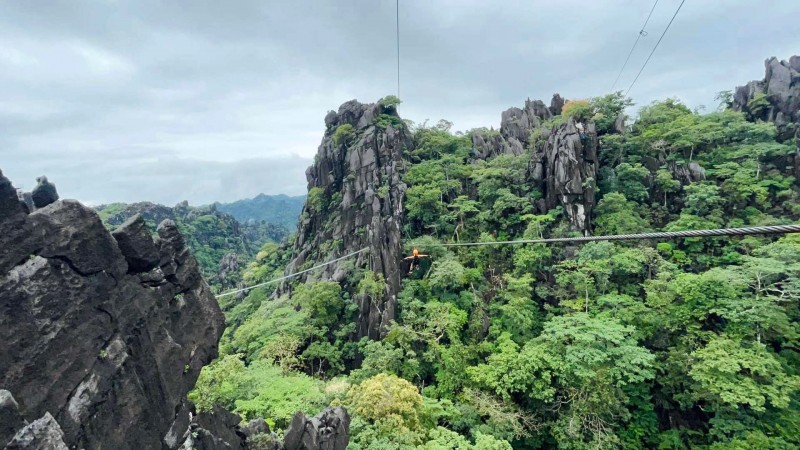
[216,225,800,298]
[625,0,687,96]
[215,247,369,298]
[610,0,660,92]
[439,224,800,248]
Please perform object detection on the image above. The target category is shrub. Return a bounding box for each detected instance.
[561,99,593,121]
[332,124,355,147]
[379,95,402,110]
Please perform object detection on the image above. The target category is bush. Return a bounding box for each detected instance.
[562,99,593,121]
[346,373,423,431]
[379,95,402,110]
[332,124,355,147]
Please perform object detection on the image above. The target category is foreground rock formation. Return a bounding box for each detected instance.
[1,168,350,450]
[0,168,227,449]
[281,100,410,339]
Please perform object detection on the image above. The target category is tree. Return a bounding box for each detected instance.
[346,373,424,436]
[379,95,402,110]
[292,281,343,328]
[690,336,800,412]
[562,99,593,121]
[591,92,633,134]
[614,163,651,204]
[594,193,650,235]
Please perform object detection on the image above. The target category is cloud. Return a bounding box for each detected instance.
[1,0,798,204]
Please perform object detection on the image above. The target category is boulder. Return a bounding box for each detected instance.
[187,406,246,450]
[4,413,68,450]
[111,214,159,273]
[30,176,58,209]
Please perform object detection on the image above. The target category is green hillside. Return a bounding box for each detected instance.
[192,92,800,449]
[214,194,305,231]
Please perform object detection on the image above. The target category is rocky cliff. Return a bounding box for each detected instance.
[733,55,800,143]
[280,100,410,339]
[472,95,599,232]
[0,169,227,449]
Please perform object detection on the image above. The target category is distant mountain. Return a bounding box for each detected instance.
[94,200,289,290]
[213,193,305,230]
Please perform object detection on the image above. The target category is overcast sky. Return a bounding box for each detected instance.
[1,0,797,205]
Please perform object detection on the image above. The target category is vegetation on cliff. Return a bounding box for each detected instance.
[193,90,800,449]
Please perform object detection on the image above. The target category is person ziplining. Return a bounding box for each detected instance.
[403,247,430,274]
[215,224,800,298]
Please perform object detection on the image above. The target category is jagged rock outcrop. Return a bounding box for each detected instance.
[471,95,563,159]
[283,407,350,450]
[733,56,800,143]
[4,413,68,450]
[0,391,25,447]
[541,119,598,232]
[16,190,33,214]
[95,201,287,288]
[181,406,247,450]
[469,96,599,233]
[281,100,409,339]
[0,169,227,449]
[216,252,240,289]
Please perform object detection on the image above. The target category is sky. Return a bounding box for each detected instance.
[1,0,797,206]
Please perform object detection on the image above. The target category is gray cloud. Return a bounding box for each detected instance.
[1,0,798,205]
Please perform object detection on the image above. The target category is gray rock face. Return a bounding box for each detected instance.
[469,97,599,233]
[30,176,58,209]
[733,56,800,143]
[1,390,25,448]
[4,413,68,450]
[0,169,226,450]
[16,190,33,214]
[0,171,40,275]
[280,100,409,340]
[111,213,160,273]
[283,407,350,450]
[472,94,563,159]
[184,406,246,450]
[216,252,240,289]
[543,119,598,232]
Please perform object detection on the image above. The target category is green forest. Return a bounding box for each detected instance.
[192,94,800,449]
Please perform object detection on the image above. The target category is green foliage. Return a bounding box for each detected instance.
[199,90,800,448]
[378,95,402,110]
[214,194,305,230]
[307,187,325,213]
[190,356,327,427]
[332,123,355,146]
[690,336,800,412]
[292,281,343,328]
[590,92,633,134]
[562,99,593,121]
[594,193,650,235]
